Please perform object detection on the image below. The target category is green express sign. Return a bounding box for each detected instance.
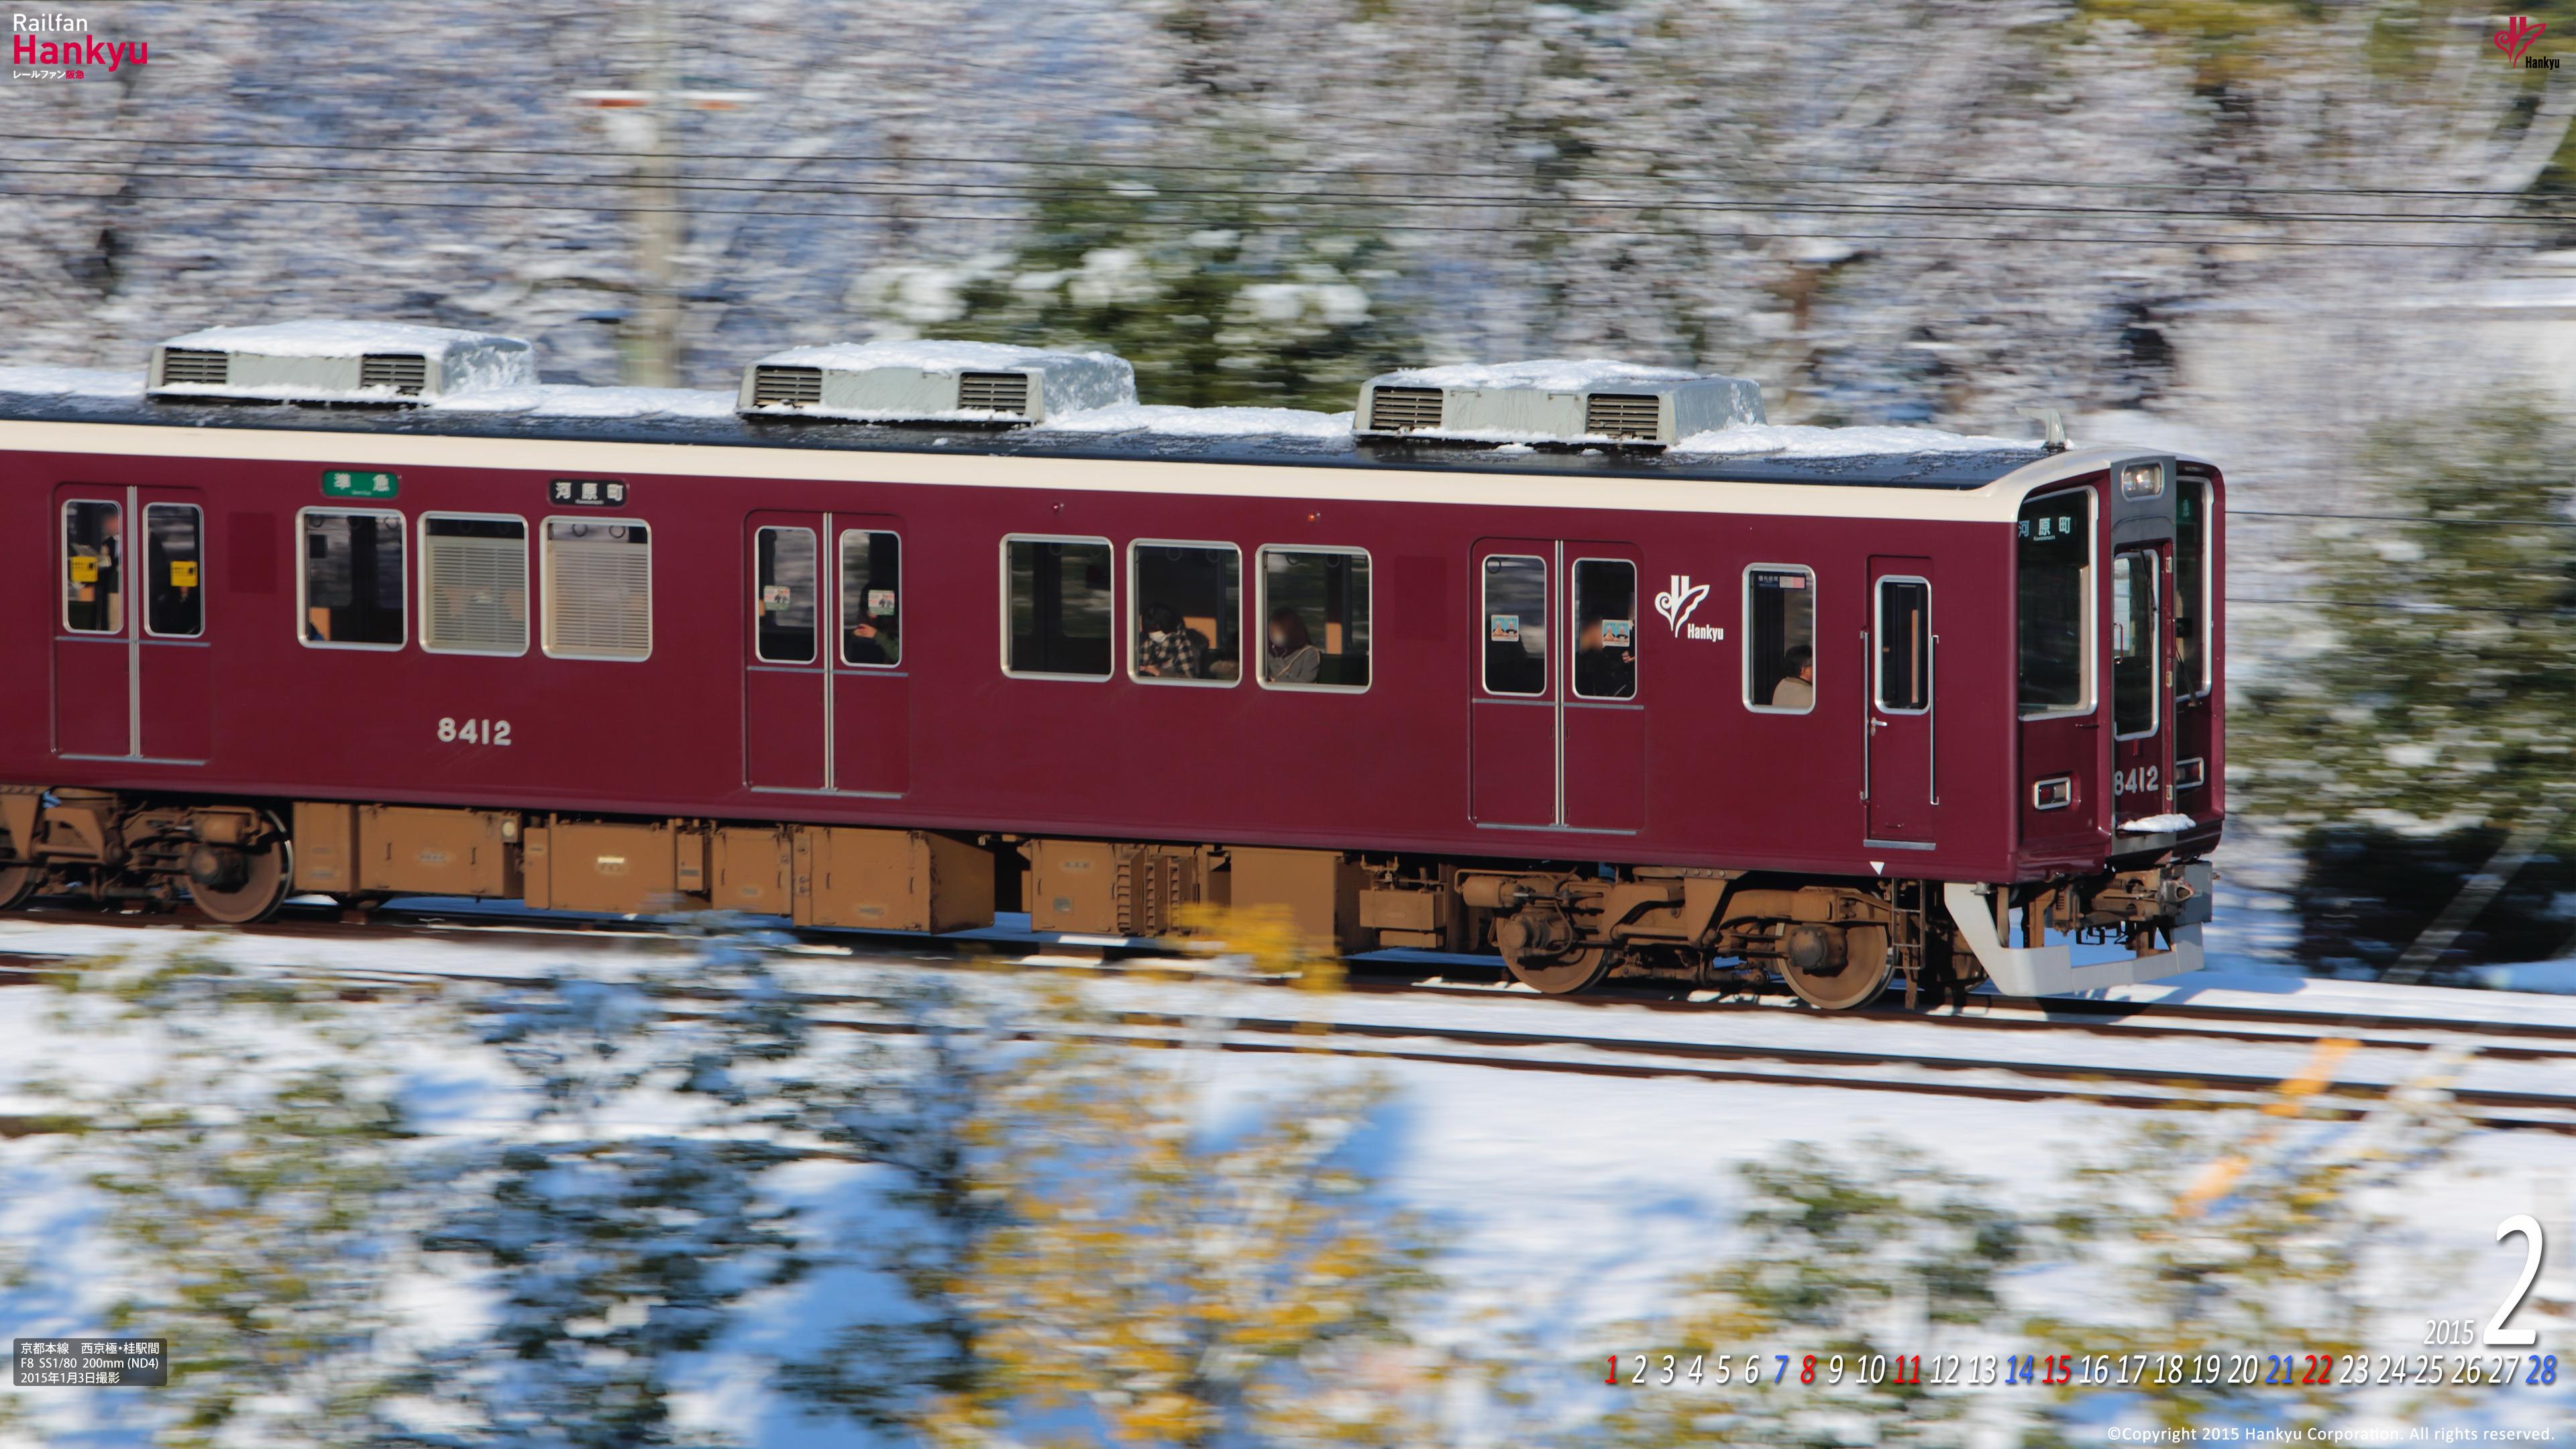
[321,470,398,500]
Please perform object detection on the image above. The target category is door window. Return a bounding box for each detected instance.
[1481,555,1548,696]
[144,503,205,639]
[1743,566,1815,713]
[2112,549,2159,739]
[755,526,818,663]
[62,500,124,635]
[839,529,902,667]
[1570,559,1638,700]
[1874,578,1930,713]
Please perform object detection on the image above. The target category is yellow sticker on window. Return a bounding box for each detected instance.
[169,560,199,588]
[68,555,97,582]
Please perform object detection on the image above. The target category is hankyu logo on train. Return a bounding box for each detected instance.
[2497,16,2556,68]
[1654,574,1717,641]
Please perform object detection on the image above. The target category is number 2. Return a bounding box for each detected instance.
[2485,1215,2543,1347]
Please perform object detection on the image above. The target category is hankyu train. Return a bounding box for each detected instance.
[0,324,2221,1008]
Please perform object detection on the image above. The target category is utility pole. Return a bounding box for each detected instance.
[574,0,753,388]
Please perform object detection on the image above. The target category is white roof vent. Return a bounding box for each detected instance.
[1354,359,1764,448]
[148,320,535,405]
[737,339,1133,425]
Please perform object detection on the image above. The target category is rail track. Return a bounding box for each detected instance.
[5,900,2574,1134]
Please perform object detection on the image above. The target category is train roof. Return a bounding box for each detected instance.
[0,367,2066,491]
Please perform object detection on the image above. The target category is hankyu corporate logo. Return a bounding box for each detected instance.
[1654,574,1717,641]
[11,12,150,82]
[2496,16,2557,69]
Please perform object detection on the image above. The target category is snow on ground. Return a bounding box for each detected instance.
[1,918,2571,1445]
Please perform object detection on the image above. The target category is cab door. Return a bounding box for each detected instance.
[1864,557,1937,847]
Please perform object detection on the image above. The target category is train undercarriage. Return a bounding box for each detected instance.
[0,784,2212,1009]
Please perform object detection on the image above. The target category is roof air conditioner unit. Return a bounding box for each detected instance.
[1353,360,1763,448]
[147,320,535,405]
[737,340,1132,425]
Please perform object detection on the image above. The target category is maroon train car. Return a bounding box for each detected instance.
[0,364,2220,1009]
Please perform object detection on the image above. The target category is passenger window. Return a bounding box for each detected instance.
[300,508,407,648]
[1874,578,1930,712]
[2112,549,2159,739]
[1744,566,1815,712]
[1130,542,1240,684]
[2176,478,2210,699]
[839,529,902,667]
[755,526,818,664]
[1481,554,1547,696]
[1570,558,1638,700]
[145,503,205,639]
[1258,547,1370,690]
[1005,536,1113,679]
[2017,490,2091,716]
[419,515,527,655]
[543,518,652,661]
[62,500,124,635]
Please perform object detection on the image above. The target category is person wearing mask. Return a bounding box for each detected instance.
[1573,618,1635,699]
[1265,606,1322,684]
[1770,645,1815,708]
[1136,602,1208,679]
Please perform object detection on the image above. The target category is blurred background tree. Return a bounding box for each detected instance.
[2236,400,2576,977]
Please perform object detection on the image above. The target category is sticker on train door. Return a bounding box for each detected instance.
[761,584,792,612]
[1489,614,1521,643]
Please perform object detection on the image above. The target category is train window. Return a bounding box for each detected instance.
[61,500,124,635]
[2111,549,2159,740]
[419,515,527,655]
[1481,555,1547,696]
[754,526,818,664]
[145,504,205,639]
[2017,489,2092,717]
[1259,547,1371,690]
[2176,478,2210,699]
[1874,577,1931,713]
[542,517,652,661]
[1130,541,1240,685]
[299,508,407,649]
[839,529,902,668]
[1743,565,1815,713]
[1570,558,1638,701]
[1004,535,1113,680]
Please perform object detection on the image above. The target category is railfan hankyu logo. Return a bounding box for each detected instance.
[1654,574,1716,641]
[11,13,150,81]
[2497,17,2557,68]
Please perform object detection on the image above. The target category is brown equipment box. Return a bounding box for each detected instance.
[1027,839,1224,937]
[293,801,521,899]
[1230,846,1364,956]
[527,818,705,914]
[795,826,993,933]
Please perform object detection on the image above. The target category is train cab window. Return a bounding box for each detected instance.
[62,500,124,635]
[839,529,902,667]
[1259,547,1371,690]
[1570,558,1638,700]
[542,518,652,661]
[1743,566,1815,713]
[1481,555,1546,696]
[1004,535,1114,679]
[2176,478,2210,699]
[755,526,818,663]
[299,508,407,649]
[1130,541,1240,684]
[419,515,527,655]
[2112,549,2159,739]
[2017,490,2092,717]
[1874,578,1931,713]
[145,503,205,639]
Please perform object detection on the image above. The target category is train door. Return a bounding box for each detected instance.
[1863,557,1937,848]
[52,484,211,763]
[1469,539,1644,833]
[2108,540,2176,824]
[743,511,908,795]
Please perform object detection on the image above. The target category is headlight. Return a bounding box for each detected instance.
[2120,462,2166,499]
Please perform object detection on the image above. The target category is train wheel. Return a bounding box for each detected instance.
[1495,912,1610,994]
[183,818,292,925]
[0,863,40,912]
[1779,923,1894,1011]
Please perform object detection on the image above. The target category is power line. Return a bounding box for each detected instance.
[2235,508,2576,529]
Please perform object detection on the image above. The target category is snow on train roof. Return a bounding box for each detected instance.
[1371,358,1703,391]
[0,365,2055,489]
[157,319,531,361]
